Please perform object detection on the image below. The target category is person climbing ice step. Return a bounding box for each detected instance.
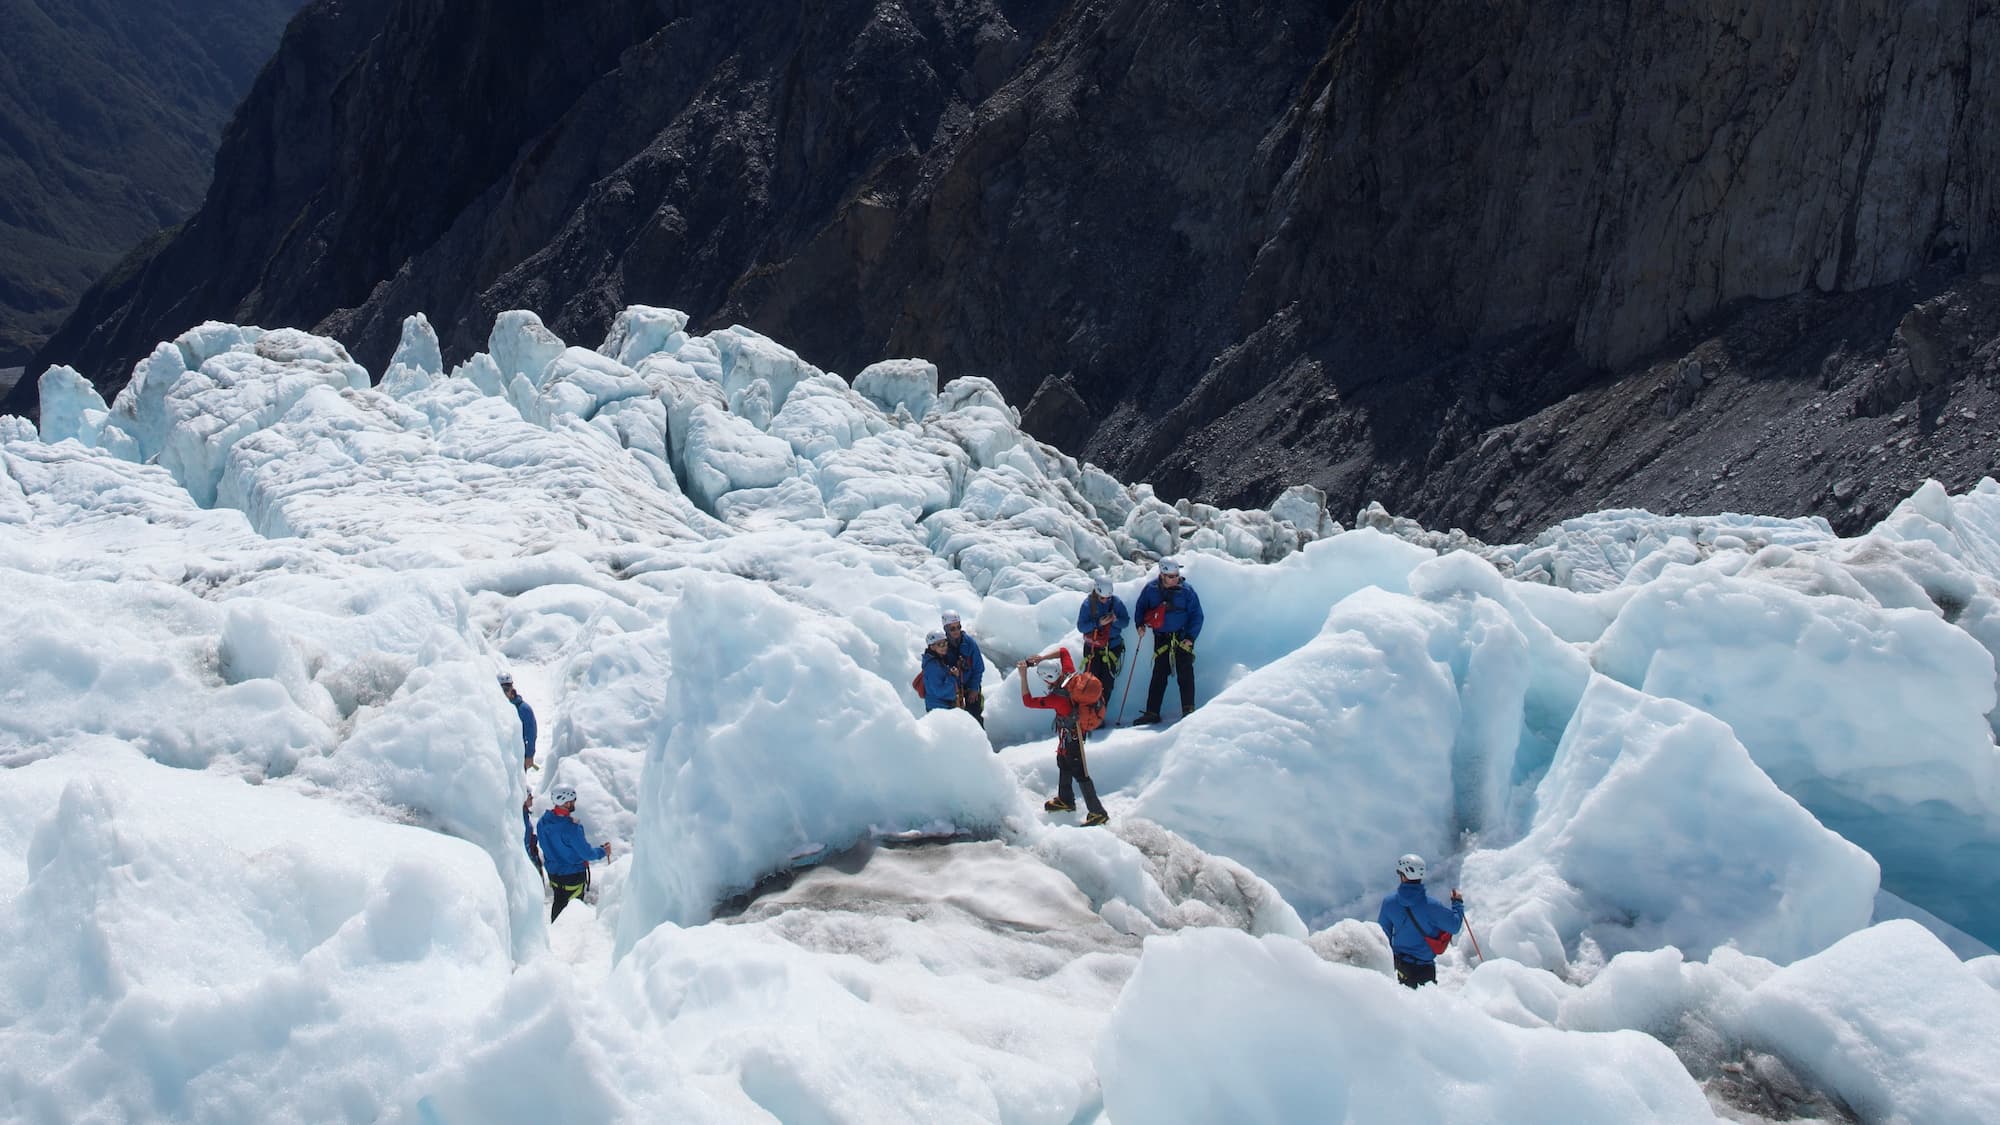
[536,785,611,922]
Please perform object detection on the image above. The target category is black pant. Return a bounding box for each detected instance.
[1083,645,1121,701]
[1145,632,1196,715]
[1394,956,1437,988]
[1056,727,1106,816]
[550,865,591,921]
[961,690,985,728]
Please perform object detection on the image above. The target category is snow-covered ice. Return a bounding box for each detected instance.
[5,308,2000,1122]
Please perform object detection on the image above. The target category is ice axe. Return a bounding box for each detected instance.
[1115,630,1148,725]
[1460,899,1485,965]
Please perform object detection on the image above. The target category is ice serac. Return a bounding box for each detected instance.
[1465,677,1879,972]
[597,304,689,367]
[0,754,515,1123]
[1593,567,2000,945]
[1130,536,1525,923]
[390,311,444,375]
[852,358,939,420]
[1097,929,1718,1123]
[150,326,370,507]
[34,366,110,446]
[1739,920,2000,1125]
[616,573,1021,951]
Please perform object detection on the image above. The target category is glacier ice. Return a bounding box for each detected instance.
[3,304,2000,1122]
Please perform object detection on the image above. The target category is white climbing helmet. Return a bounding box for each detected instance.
[1035,660,1063,685]
[552,786,578,806]
[1093,575,1114,597]
[1396,853,1426,881]
[1158,558,1181,577]
[926,629,948,646]
[941,610,963,627]
[497,672,514,686]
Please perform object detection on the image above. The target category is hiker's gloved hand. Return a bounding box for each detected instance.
[1175,637,1195,654]
[1450,889,1463,905]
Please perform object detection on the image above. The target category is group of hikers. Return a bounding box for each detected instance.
[500,555,1471,986]
[916,557,1208,828]
[911,556,1469,985]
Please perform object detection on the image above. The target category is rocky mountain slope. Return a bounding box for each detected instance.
[0,0,305,365]
[16,0,2000,539]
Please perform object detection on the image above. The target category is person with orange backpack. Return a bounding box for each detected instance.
[1076,574,1130,701]
[1018,647,1109,826]
[1377,853,1464,988]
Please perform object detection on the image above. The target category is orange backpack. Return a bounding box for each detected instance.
[1062,672,1106,733]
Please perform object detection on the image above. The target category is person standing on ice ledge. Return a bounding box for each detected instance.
[1132,558,1202,725]
[499,672,537,771]
[1377,853,1463,989]
[941,610,987,727]
[1019,647,1110,826]
[537,786,611,922]
[1077,574,1130,702]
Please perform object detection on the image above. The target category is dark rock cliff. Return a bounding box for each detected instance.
[0,0,305,365]
[18,0,2000,539]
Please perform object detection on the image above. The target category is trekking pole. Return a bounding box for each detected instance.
[1463,915,1485,965]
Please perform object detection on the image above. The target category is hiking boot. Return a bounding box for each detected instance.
[1132,712,1162,726]
[1082,811,1110,827]
[1043,797,1075,812]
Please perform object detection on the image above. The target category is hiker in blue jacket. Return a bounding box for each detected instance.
[1377,853,1464,988]
[536,786,611,922]
[921,629,960,712]
[941,610,987,727]
[1076,574,1130,699]
[1132,558,1203,725]
[500,672,538,771]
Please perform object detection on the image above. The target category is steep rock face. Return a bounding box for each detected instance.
[19,0,2000,540]
[0,0,306,364]
[1272,0,1999,367]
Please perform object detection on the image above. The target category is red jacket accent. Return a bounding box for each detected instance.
[1020,649,1077,717]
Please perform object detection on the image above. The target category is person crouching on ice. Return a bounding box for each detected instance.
[537,785,612,922]
[1019,648,1109,827]
[1377,853,1463,988]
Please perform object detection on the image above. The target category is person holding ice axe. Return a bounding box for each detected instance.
[1078,574,1130,708]
[1377,853,1466,988]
